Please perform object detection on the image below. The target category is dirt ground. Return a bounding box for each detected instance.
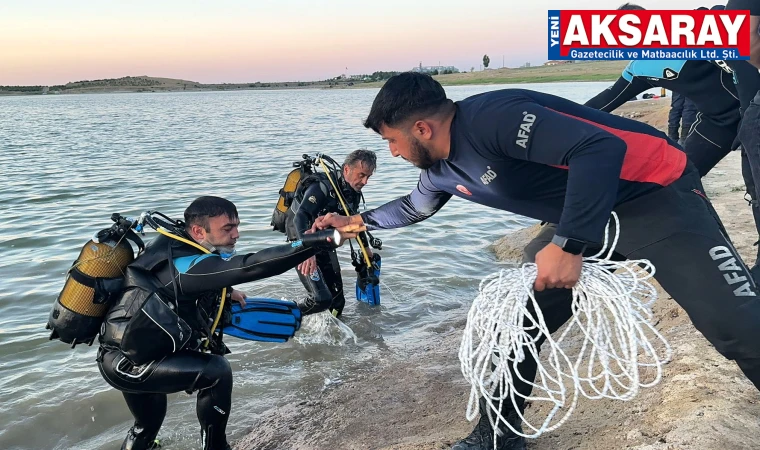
[236,98,760,450]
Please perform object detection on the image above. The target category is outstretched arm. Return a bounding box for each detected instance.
[315,173,452,231]
[585,71,651,112]
[173,232,350,295]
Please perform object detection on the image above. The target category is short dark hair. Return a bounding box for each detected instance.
[184,196,238,232]
[363,72,454,134]
[344,149,377,173]
[618,3,645,10]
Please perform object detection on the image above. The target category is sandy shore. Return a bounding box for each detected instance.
[235,98,760,450]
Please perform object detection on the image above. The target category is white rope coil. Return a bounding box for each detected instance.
[458,213,672,441]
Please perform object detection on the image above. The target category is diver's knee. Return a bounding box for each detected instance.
[196,356,232,391]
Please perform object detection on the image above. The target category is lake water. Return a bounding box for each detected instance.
[0,81,661,449]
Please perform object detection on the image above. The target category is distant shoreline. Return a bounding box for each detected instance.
[0,61,629,96]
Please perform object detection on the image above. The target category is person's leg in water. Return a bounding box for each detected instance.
[320,247,346,317]
[121,393,167,450]
[98,349,233,450]
[296,249,335,316]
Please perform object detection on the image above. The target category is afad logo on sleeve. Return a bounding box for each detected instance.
[547,9,751,61]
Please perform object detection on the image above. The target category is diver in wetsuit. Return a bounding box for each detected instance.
[97,196,355,450]
[316,72,760,450]
[284,149,377,317]
[585,3,741,177]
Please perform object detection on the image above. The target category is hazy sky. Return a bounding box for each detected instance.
[2,0,708,85]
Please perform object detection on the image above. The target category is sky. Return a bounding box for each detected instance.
[1,0,710,85]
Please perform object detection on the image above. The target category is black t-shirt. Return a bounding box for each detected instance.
[725,0,760,16]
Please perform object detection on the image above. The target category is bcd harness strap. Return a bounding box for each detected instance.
[153,226,227,352]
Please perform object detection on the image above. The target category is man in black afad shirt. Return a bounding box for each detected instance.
[285,149,377,317]
[586,3,741,178]
[316,73,760,450]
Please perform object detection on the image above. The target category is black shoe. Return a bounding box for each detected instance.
[296,297,329,316]
[451,400,526,450]
[121,426,161,450]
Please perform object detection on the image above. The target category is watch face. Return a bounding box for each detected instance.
[564,238,586,255]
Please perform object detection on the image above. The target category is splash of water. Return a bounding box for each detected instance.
[295,311,358,346]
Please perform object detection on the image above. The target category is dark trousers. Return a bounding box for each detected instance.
[504,166,760,415]
[296,248,346,316]
[683,112,739,176]
[98,348,232,450]
[668,92,697,142]
[740,92,760,256]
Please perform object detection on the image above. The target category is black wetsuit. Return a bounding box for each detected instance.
[98,233,333,450]
[360,89,760,439]
[284,173,364,317]
[585,58,740,176]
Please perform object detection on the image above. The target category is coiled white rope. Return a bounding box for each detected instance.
[459,212,672,442]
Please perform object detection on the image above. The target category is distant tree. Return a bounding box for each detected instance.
[431,69,439,75]
[483,54,490,69]
[471,66,475,72]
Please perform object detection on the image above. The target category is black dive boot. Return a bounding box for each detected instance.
[121,426,160,450]
[451,398,526,450]
[296,295,329,316]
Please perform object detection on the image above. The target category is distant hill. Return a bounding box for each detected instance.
[0,61,631,95]
[0,74,360,95]
[59,75,202,90]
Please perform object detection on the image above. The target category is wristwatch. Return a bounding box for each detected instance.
[551,235,587,255]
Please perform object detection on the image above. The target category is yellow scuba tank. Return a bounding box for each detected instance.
[271,154,317,233]
[47,214,144,347]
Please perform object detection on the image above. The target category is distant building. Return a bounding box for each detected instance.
[519,62,531,68]
[411,64,460,74]
[544,60,574,66]
[42,86,49,95]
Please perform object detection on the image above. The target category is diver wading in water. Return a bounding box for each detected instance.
[271,150,382,316]
[47,196,358,450]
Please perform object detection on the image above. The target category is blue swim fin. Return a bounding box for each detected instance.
[219,298,302,343]
[356,253,381,306]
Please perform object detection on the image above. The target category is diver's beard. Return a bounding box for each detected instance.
[200,240,236,257]
[409,139,436,170]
